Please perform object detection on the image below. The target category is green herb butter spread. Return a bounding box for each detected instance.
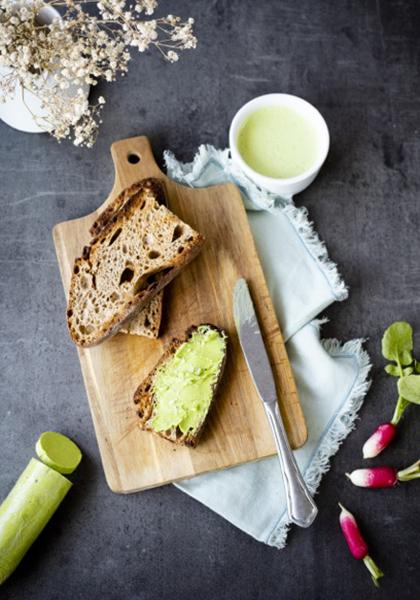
[151,325,226,434]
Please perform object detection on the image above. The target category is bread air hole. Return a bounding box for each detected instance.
[148,250,160,259]
[133,274,149,295]
[133,267,174,295]
[172,225,183,242]
[147,268,173,286]
[119,267,134,285]
[108,228,122,246]
[79,324,93,335]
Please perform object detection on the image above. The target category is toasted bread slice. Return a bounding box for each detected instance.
[90,182,164,340]
[67,179,204,347]
[133,324,228,447]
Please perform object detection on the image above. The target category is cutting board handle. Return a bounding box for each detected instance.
[102,136,166,211]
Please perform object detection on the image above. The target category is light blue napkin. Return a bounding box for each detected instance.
[165,146,371,549]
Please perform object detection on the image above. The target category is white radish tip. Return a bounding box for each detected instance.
[362,449,376,459]
[362,440,377,459]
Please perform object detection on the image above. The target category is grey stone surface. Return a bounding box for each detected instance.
[1,1,419,598]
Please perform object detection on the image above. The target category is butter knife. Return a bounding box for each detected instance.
[233,278,318,528]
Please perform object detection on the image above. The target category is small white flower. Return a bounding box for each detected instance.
[167,50,179,62]
[0,0,196,147]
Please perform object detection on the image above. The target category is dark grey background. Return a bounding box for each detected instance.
[1,1,419,598]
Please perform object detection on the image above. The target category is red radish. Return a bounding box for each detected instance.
[346,466,397,488]
[339,504,368,559]
[338,503,384,587]
[362,422,396,459]
[347,460,420,488]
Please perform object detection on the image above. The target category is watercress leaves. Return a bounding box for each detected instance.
[381,321,413,367]
[382,321,419,424]
[385,365,413,377]
[385,364,400,377]
[398,375,420,405]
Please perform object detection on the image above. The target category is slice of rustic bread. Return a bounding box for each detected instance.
[133,324,228,448]
[67,179,204,347]
[119,291,163,338]
[89,182,165,340]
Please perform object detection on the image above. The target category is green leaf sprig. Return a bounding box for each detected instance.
[382,321,420,424]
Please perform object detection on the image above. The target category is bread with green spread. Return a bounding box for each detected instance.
[67,179,205,347]
[133,324,228,447]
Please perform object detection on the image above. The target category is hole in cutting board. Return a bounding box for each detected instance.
[127,153,140,164]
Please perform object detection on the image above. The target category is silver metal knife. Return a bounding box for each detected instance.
[233,278,318,528]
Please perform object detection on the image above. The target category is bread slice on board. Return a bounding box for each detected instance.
[67,179,205,347]
[89,182,164,340]
[119,291,163,338]
[133,324,228,447]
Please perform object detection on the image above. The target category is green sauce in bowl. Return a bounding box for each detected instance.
[237,106,320,179]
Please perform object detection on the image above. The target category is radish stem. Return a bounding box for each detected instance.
[363,556,384,588]
[397,459,420,482]
[390,396,410,426]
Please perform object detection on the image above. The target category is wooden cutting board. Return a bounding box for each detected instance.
[53,136,307,493]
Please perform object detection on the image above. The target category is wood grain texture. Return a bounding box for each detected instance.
[53,136,307,493]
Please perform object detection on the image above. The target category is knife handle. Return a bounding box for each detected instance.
[265,401,318,528]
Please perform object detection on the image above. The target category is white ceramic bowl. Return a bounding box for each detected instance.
[229,93,330,197]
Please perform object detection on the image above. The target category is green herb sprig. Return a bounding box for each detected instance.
[382,321,420,424]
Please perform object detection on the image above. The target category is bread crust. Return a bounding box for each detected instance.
[89,180,166,238]
[67,179,204,347]
[133,324,228,448]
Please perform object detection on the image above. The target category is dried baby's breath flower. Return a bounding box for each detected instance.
[0,1,197,146]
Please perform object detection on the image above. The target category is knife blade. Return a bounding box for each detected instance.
[233,278,317,528]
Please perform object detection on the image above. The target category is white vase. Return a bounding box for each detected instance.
[0,4,89,134]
